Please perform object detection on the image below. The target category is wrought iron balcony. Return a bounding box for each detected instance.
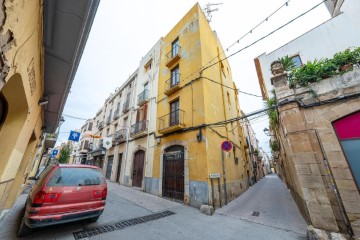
[122,100,130,113]
[130,120,148,138]
[158,109,185,134]
[164,73,181,96]
[165,44,181,68]
[137,89,149,106]
[114,129,127,144]
[113,109,120,120]
[98,121,105,130]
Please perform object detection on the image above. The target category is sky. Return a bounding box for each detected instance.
[57,0,331,156]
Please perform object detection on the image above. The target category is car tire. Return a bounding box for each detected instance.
[88,215,100,223]
[17,217,32,237]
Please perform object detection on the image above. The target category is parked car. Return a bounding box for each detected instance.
[18,164,107,237]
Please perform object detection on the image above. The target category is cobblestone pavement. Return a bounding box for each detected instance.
[0,177,307,240]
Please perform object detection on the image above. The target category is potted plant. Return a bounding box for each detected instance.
[332,49,357,72]
[253,149,259,156]
[278,56,296,72]
[270,140,280,152]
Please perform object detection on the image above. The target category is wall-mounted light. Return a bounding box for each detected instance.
[38,97,49,106]
[156,138,161,145]
[263,127,274,136]
[196,128,202,142]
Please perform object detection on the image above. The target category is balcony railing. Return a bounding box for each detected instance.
[158,109,185,134]
[98,121,105,130]
[113,109,120,120]
[137,89,149,106]
[130,120,148,138]
[165,44,181,67]
[114,129,127,144]
[122,100,130,113]
[164,73,181,96]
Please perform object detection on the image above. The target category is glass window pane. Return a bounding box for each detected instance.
[47,168,105,186]
[340,139,360,189]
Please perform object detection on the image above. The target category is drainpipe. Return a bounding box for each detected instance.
[123,83,136,186]
[217,47,228,205]
[144,52,155,193]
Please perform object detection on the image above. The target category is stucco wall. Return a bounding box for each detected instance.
[0,0,43,212]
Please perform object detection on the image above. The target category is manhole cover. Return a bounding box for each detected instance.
[73,210,175,239]
[251,211,260,217]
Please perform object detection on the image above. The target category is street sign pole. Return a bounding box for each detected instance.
[221,149,228,205]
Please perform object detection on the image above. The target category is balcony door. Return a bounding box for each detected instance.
[170,100,179,126]
[171,38,179,58]
[171,66,179,87]
[333,111,360,190]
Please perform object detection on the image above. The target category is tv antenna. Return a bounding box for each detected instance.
[203,2,223,22]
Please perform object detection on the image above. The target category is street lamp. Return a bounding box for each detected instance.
[59,116,65,127]
[263,127,270,136]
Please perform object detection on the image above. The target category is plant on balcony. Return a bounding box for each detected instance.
[288,47,360,88]
[278,55,295,72]
[46,133,57,138]
[253,148,259,155]
[332,48,358,72]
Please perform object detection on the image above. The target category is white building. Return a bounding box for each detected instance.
[254,0,360,99]
[86,40,161,192]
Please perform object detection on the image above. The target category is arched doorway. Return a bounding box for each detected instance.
[163,145,184,201]
[333,111,360,191]
[0,73,28,178]
[132,150,145,187]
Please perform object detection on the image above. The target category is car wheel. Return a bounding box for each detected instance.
[17,217,32,237]
[88,215,100,223]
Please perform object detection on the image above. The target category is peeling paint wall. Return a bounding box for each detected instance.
[0,0,43,213]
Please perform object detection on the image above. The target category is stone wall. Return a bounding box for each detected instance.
[271,64,360,237]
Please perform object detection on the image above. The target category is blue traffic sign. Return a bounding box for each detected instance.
[51,149,59,157]
[221,141,233,152]
[68,130,81,142]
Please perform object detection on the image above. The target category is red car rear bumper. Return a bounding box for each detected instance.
[25,206,105,228]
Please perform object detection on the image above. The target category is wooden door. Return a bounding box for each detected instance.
[163,146,184,201]
[132,151,145,187]
[117,154,122,183]
[105,156,113,180]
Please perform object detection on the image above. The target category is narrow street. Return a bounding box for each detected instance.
[217,174,307,234]
[0,174,307,240]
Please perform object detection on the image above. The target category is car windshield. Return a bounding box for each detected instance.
[46,167,105,187]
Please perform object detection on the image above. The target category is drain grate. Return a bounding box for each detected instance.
[251,211,260,217]
[73,210,175,239]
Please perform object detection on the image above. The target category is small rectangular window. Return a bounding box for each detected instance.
[291,55,302,68]
[88,122,93,131]
[170,100,180,126]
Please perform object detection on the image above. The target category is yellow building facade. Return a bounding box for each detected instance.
[0,0,99,216]
[0,0,44,214]
[151,4,249,208]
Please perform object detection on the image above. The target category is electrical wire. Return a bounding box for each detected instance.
[62,114,89,121]
[201,0,327,73]
[178,0,295,85]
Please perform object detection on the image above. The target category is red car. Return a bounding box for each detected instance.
[18,164,107,237]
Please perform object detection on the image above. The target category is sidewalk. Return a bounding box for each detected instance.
[216,174,308,234]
